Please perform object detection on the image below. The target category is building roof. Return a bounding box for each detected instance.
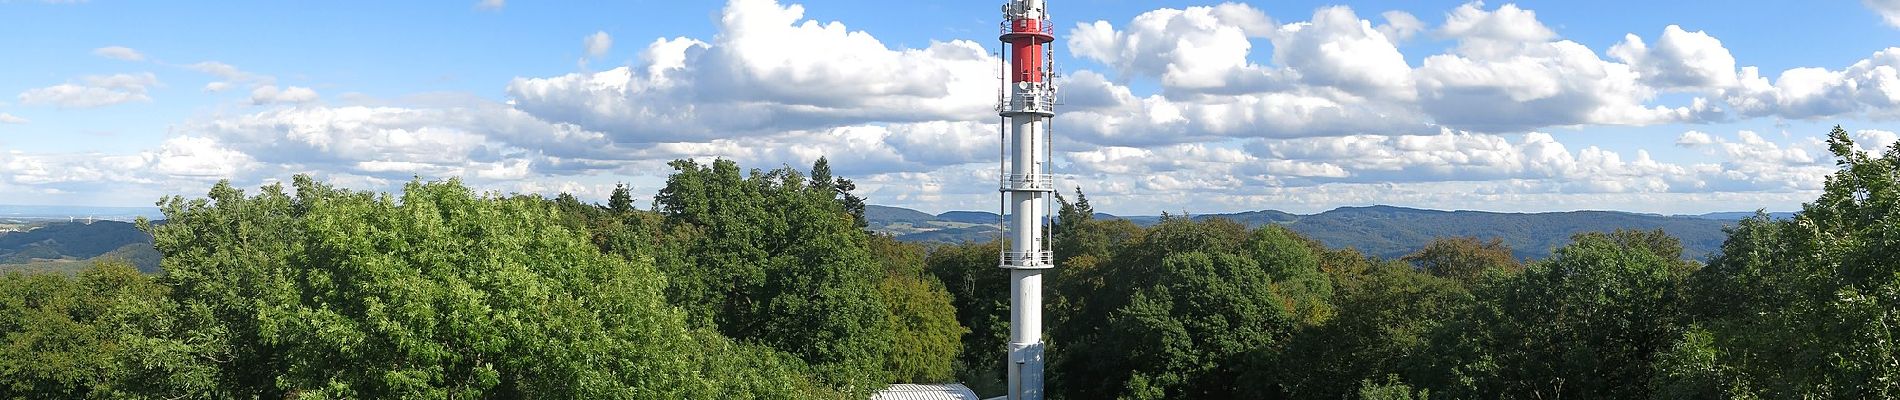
[869,383,981,400]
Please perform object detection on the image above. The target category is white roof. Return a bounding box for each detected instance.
[870,383,981,400]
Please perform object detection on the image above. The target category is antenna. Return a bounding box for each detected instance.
[996,1,1056,399]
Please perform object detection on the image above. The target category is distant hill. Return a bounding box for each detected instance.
[868,205,1767,261]
[0,205,162,221]
[1681,211,1797,220]
[0,221,160,274]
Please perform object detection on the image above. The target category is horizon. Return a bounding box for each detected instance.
[4,0,1899,216]
[0,201,1800,219]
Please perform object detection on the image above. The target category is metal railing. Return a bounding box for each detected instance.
[1000,250,1055,269]
[998,20,1055,35]
[1000,173,1054,192]
[998,85,1057,115]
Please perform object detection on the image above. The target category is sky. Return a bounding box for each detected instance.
[3,0,1900,215]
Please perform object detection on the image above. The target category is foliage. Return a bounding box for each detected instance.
[870,236,965,383]
[1420,230,1694,399]
[1048,216,1328,399]
[1403,236,1523,284]
[134,176,849,399]
[1273,258,1468,399]
[1358,375,1430,400]
[653,158,893,391]
[1677,126,1900,398]
[925,240,1009,395]
[0,262,198,399]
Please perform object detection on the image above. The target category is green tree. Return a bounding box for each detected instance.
[608,182,636,215]
[1420,230,1693,399]
[1272,258,1468,399]
[925,240,1009,395]
[1679,126,1900,397]
[1403,237,1523,285]
[146,176,835,398]
[1048,217,1325,399]
[654,159,893,391]
[869,236,965,383]
[0,262,197,399]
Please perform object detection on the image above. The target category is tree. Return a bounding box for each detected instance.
[869,236,965,383]
[1272,259,1468,399]
[145,176,833,398]
[1678,126,1900,397]
[654,159,893,391]
[0,262,198,399]
[926,240,1009,395]
[1420,230,1693,399]
[1048,217,1321,399]
[608,182,636,214]
[1402,237,1523,285]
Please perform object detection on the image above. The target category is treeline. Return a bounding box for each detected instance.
[921,127,1896,399]
[0,158,956,398]
[2,127,1898,399]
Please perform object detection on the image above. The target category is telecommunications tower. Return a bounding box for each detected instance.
[997,0,1055,399]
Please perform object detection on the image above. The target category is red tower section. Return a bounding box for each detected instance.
[1001,18,1054,84]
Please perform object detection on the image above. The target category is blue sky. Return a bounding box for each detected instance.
[3,0,1900,215]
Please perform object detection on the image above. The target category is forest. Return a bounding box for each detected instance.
[2,126,1897,399]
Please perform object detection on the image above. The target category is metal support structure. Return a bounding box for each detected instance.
[997,1,1055,399]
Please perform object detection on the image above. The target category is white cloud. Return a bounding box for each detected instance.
[1609,25,1739,90]
[475,0,503,11]
[1069,3,1279,92]
[91,46,144,61]
[0,113,25,124]
[1674,130,1819,166]
[1676,130,1717,146]
[1376,11,1425,42]
[508,0,996,142]
[1724,48,1900,119]
[1417,3,1704,131]
[1438,2,1555,54]
[1258,129,1829,194]
[188,61,273,91]
[1271,6,1414,100]
[0,0,1880,216]
[249,85,319,105]
[145,136,258,177]
[1854,129,1899,153]
[1869,0,1900,28]
[584,31,613,59]
[17,73,159,108]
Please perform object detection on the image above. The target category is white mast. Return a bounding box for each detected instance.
[997,0,1055,399]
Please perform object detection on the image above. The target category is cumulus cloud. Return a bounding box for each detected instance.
[584,31,613,59]
[1856,129,1899,152]
[507,0,996,142]
[249,85,319,105]
[1609,25,1740,90]
[1257,129,1829,194]
[18,73,159,108]
[188,61,273,92]
[1417,3,1708,131]
[91,46,144,61]
[1069,3,1279,92]
[0,113,25,124]
[180,101,617,179]
[1271,6,1414,99]
[1724,48,1900,119]
[1869,0,1900,28]
[1376,11,1425,42]
[2,0,1881,215]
